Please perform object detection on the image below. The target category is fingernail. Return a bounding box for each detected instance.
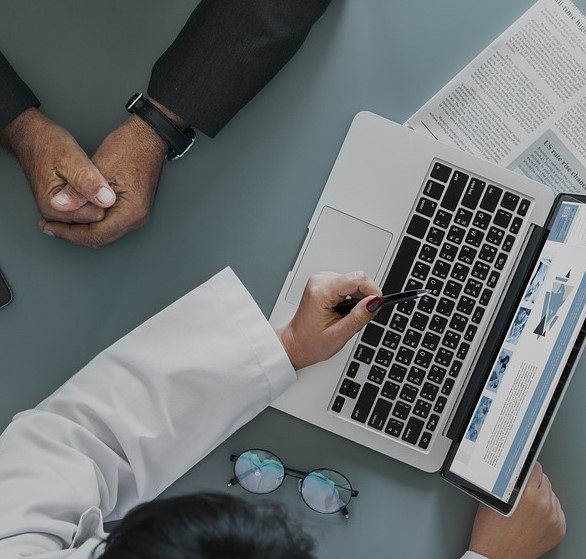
[43,229,55,237]
[97,186,115,205]
[52,191,71,206]
[366,296,384,313]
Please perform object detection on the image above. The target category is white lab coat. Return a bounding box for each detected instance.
[0,267,483,559]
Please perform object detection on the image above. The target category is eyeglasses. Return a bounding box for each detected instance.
[227,449,359,518]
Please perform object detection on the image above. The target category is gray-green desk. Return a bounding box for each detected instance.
[0,2,583,558]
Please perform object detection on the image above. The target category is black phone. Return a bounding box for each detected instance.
[0,269,13,308]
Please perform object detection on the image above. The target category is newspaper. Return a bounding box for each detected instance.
[406,0,586,195]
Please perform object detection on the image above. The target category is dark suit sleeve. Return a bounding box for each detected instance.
[147,0,332,137]
[0,51,39,132]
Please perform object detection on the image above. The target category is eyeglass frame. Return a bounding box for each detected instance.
[227,448,359,519]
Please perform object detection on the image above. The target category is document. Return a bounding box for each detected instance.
[406,0,586,194]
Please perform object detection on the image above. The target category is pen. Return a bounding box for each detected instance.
[333,289,430,315]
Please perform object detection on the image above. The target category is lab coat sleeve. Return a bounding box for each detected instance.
[0,267,296,558]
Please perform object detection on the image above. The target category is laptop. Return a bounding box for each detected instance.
[269,111,586,515]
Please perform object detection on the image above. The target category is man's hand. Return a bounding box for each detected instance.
[38,115,167,248]
[469,462,566,559]
[0,107,115,224]
[276,271,382,370]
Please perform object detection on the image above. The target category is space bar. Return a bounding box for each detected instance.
[382,236,421,294]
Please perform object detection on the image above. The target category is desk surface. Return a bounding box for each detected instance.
[1,1,584,558]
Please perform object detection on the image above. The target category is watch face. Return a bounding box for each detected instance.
[125,92,143,111]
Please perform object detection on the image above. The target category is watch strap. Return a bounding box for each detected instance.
[126,93,196,160]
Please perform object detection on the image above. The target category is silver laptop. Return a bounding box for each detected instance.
[269,111,586,514]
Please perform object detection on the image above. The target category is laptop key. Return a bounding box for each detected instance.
[332,396,345,413]
[433,209,452,229]
[416,197,437,217]
[346,361,360,378]
[385,419,404,438]
[424,180,444,199]
[382,235,420,295]
[518,198,530,216]
[480,184,502,211]
[340,379,361,398]
[368,365,386,384]
[426,414,440,431]
[441,171,469,211]
[494,209,512,228]
[382,380,400,400]
[354,344,375,364]
[430,162,452,182]
[392,401,411,420]
[407,214,430,238]
[352,383,379,423]
[461,177,485,209]
[413,399,432,418]
[361,323,384,347]
[402,417,424,444]
[407,366,426,385]
[368,398,393,430]
[419,431,432,450]
[501,192,519,211]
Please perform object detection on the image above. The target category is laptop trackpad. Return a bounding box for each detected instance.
[285,206,393,306]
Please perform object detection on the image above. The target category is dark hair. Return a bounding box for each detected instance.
[96,492,316,559]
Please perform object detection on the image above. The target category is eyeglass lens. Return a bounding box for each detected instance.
[232,450,354,515]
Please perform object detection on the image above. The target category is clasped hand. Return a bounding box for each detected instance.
[1,107,168,248]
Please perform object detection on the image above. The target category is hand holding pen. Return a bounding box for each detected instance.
[333,289,429,315]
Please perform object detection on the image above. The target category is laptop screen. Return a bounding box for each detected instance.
[442,194,586,514]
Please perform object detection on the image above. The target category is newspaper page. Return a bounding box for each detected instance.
[406,0,586,195]
[448,199,586,500]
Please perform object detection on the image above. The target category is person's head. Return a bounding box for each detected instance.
[95,492,316,559]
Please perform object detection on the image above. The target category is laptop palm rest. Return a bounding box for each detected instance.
[285,206,393,306]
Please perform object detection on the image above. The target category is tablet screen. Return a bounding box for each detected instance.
[443,195,586,514]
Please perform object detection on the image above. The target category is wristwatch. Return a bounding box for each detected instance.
[125,93,196,160]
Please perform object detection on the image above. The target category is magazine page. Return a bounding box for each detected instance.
[406,0,586,194]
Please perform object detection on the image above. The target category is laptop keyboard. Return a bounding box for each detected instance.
[329,159,531,450]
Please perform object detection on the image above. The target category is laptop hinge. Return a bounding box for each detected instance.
[446,223,547,442]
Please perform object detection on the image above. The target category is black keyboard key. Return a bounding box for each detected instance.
[479,288,493,306]
[410,311,430,331]
[361,323,384,347]
[442,330,461,350]
[414,399,432,418]
[392,401,411,420]
[495,252,508,270]
[473,211,491,229]
[424,180,444,199]
[465,228,484,248]
[332,395,345,413]
[427,365,446,384]
[510,216,523,234]
[382,381,400,400]
[486,226,504,246]
[471,261,490,280]
[346,361,360,378]
[419,431,433,449]
[402,417,424,444]
[501,192,519,211]
[430,315,448,334]
[447,225,466,244]
[422,332,440,350]
[518,198,530,216]
[407,214,430,239]
[416,197,437,217]
[376,347,395,367]
[383,236,420,294]
[449,360,462,378]
[449,313,468,332]
[405,278,424,291]
[457,342,470,360]
[340,378,361,398]
[400,384,418,403]
[442,378,455,396]
[435,348,454,367]
[390,313,409,333]
[421,382,439,401]
[430,162,452,182]
[439,243,458,262]
[417,294,436,314]
[461,177,485,209]
[368,365,386,385]
[425,277,444,297]
[396,347,414,366]
[479,244,497,263]
[434,396,447,414]
[494,209,512,228]
[465,279,483,297]
[454,208,473,227]
[427,227,445,246]
[414,349,433,368]
[354,344,375,364]
[433,209,452,229]
[407,366,426,385]
[464,324,477,342]
[427,414,440,431]
[412,261,431,281]
[472,306,485,324]
[480,185,502,212]
[432,260,451,280]
[487,270,500,288]
[385,419,404,438]
[450,263,470,283]
[368,398,393,430]
[444,280,463,299]
[403,329,422,348]
[441,171,469,211]
[456,296,475,315]
[373,304,393,326]
[382,331,401,350]
[436,297,455,317]
[419,244,438,263]
[502,234,515,252]
[352,383,379,423]
[458,245,477,265]
[388,364,407,382]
